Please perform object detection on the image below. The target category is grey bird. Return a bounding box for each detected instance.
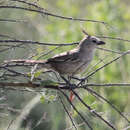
[6,33,105,76]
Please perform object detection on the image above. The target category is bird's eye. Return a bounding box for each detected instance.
[92,40,97,43]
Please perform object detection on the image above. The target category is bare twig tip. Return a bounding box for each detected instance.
[82,29,89,36]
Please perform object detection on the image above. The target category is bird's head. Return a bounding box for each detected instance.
[86,35,105,46]
[79,30,105,50]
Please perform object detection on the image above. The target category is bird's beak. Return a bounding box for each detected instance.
[97,41,105,45]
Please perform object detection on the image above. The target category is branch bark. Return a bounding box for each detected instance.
[0,82,130,90]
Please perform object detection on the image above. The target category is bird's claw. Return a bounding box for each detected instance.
[80,78,88,85]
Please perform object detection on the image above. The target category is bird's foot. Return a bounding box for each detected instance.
[79,78,88,85]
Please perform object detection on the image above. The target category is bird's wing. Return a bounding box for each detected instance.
[47,50,79,63]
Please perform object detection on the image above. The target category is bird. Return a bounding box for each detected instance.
[6,32,105,77]
[5,31,106,102]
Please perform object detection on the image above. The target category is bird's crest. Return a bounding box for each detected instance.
[82,29,91,39]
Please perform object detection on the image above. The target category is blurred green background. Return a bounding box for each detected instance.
[0,0,130,130]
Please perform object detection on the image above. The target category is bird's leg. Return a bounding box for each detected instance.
[67,76,72,82]
[69,91,75,102]
[60,75,75,102]
[60,75,71,86]
[80,77,88,84]
[76,77,89,87]
[68,75,76,102]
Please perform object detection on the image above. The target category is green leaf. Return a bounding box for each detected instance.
[34,71,42,78]
[49,95,55,101]
[40,96,45,103]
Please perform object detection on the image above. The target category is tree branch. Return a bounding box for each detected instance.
[72,90,116,130]
[59,89,93,130]
[0,82,130,90]
[78,50,130,85]
[85,87,130,123]
[0,5,106,24]
[0,18,27,23]
[59,96,77,130]
[0,39,78,46]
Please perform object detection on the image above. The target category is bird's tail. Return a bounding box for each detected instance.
[4,59,51,69]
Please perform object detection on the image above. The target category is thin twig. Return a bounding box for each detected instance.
[0,39,78,46]
[78,50,130,85]
[59,89,93,130]
[0,81,130,89]
[85,53,112,76]
[97,47,123,54]
[85,87,130,123]
[0,43,24,53]
[96,35,130,43]
[37,46,61,60]
[0,35,130,47]
[0,18,27,23]
[72,90,116,130]
[0,5,106,24]
[11,0,47,11]
[0,34,16,39]
[59,95,77,130]
[1,66,29,78]
[6,120,14,130]
[82,83,130,88]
